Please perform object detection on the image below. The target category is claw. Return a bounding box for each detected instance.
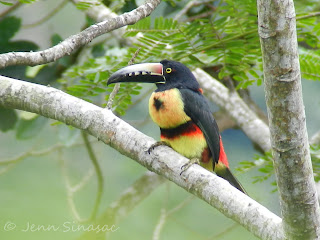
[147,141,171,154]
[180,158,200,176]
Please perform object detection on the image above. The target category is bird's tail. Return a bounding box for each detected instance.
[215,163,247,195]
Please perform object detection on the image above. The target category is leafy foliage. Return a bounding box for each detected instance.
[125,9,262,88]
[311,144,320,182]
[75,0,102,10]
[237,152,277,192]
[238,146,320,191]
[300,48,320,81]
[0,107,18,132]
[0,0,35,4]
[62,0,320,118]
[60,50,143,115]
[16,115,48,140]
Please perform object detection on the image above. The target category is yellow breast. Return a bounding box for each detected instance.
[148,88,191,128]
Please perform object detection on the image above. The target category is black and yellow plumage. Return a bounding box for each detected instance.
[108,60,246,194]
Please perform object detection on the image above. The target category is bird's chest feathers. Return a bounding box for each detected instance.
[149,89,191,128]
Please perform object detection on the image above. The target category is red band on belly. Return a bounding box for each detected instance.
[160,121,203,140]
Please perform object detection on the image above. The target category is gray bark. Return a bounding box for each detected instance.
[257,0,320,239]
[0,0,161,68]
[0,76,284,240]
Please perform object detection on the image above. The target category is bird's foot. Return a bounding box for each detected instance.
[180,158,200,175]
[147,141,171,154]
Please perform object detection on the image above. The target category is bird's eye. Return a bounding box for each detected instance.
[166,68,172,74]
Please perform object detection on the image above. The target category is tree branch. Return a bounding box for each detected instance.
[0,75,284,240]
[257,0,320,239]
[0,0,161,69]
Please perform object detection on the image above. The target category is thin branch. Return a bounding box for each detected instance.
[153,208,167,240]
[0,138,98,165]
[60,154,95,223]
[81,131,103,221]
[209,223,239,239]
[174,0,215,21]
[22,0,68,29]
[296,12,320,20]
[0,0,161,68]
[107,48,141,109]
[0,76,284,240]
[0,1,22,19]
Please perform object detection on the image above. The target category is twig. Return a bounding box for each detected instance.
[153,208,167,240]
[174,0,215,21]
[106,47,141,109]
[81,131,103,221]
[296,12,320,20]
[152,195,195,240]
[0,139,98,166]
[188,10,215,22]
[0,1,22,19]
[22,0,68,28]
[209,223,239,239]
[60,153,95,223]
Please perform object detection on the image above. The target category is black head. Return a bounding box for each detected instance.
[157,60,200,92]
[107,60,200,92]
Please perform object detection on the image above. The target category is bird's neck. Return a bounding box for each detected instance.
[148,88,191,129]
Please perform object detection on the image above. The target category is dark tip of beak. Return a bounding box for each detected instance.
[107,63,165,85]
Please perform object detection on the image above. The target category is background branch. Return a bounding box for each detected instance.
[77,171,165,240]
[193,68,271,152]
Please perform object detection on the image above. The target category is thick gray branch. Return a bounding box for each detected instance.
[0,76,284,240]
[258,0,320,239]
[193,68,271,152]
[0,0,161,69]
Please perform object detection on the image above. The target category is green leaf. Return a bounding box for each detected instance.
[18,0,35,3]
[0,16,21,43]
[0,40,38,53]
[51,33,63,46]
[0,1,14,5]
[16,115,48,140]
[0,108,18,132]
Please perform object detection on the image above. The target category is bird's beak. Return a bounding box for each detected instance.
[107,63,166,85]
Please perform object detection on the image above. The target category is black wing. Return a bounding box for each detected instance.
[180,88,220,165]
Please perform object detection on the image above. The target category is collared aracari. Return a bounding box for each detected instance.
[107,60,246,194]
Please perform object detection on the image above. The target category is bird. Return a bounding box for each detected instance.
[107,60,246,194]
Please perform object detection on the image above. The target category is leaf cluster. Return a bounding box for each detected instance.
[238,146,320,191]
[311,144,320,182]
[125,1,262,88]
[60,51,143,115]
